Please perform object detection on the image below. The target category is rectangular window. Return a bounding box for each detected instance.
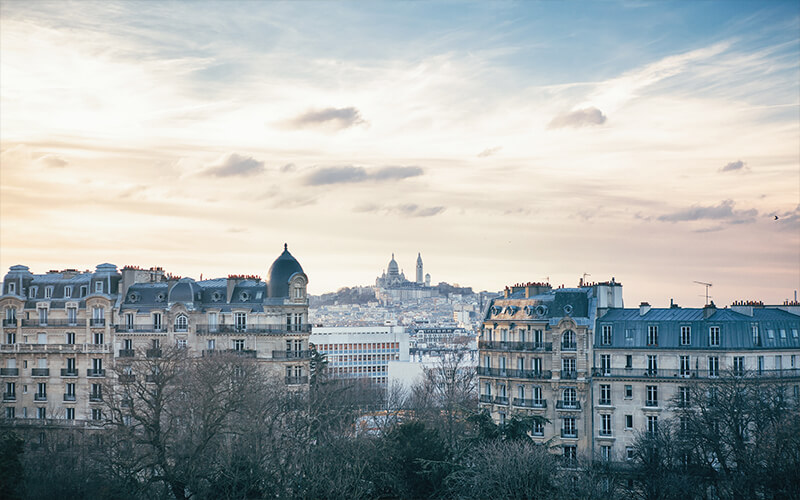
[600,414,612,436]
[733,356,745,376]
[757,356,764,374]
[235,312,247,332]
[601,325,612,345]
[532,357,542,373]
[125,314,134,330]
[64,287,71,299]
[7,282,15,294]
[562,416,576,437]
[532,386,542,404]
[233,339,246,351]
[176,339,187,349]
[752,325,760,346]
[780,329,787,339]
[44,286,52,299]
[646,385,658,407]
[647,355,658,375]
[647,415,658,435]
[92,409,102,421]
[65,407,74,420]
[532,419,544,436]
[208,312,218,332]
[600,354,610,375]
[80,285,87,297]
[680,355,690,376]
[65,332,75,344]
[67,307,77,325]
[37,407,46,419]
[709,327,720,347]
[647,325,658,346]
[680,326,691,345]
[625,355,632,369]
[626,447,634,461]
[5,407,15,419]
[775,355,782,372]
[561,358,576,378]
[709,356,719,377]
[95,281,103,293]
[207,339,216,350]
[38,308,48,325]
[599,384,611,405]
[37,333,47,345]
[679,386,689,406]
[625,414,633,429]
[625,385,632,398]
[93,332,104,345]
[153,313,162,331]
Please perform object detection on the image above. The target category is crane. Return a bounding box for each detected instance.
[694,281,713,306]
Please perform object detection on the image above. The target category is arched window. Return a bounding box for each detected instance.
[561,330,576,351]
[174,314,188,332]
[562,388,577,407]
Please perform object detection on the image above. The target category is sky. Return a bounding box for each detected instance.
[1,0,798,307]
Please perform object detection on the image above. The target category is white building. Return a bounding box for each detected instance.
[310,325,410,385]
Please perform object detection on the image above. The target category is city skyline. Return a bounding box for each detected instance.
[1,1,798,307]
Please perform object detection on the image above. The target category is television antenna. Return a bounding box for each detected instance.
[694,281,713,305]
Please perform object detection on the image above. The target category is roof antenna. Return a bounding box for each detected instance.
[284,243,288,251]
[694,281,713,305]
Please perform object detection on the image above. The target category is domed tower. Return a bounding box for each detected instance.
[416,253,423,284]
[267,243,308,300]
[387,253,400,278]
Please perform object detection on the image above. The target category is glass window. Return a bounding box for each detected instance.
[709,327,720,346]
[680,326,691,345]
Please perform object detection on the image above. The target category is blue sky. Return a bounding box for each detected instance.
[1,1,798,305]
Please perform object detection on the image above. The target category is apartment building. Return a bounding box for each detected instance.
[591,300,800,462]
[479,279,800,463]
[310,325,409,385]
[477,280,624,462]
[0,244,310,426]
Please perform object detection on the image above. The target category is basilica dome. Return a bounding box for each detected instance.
[387,253,400,276]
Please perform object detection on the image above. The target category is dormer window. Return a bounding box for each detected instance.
[44,286,53,299]
[294,286,303,299]
[80,285,87,297]
[6,282,15,295]
[64,287,71,298]
[709,326,720,347]
[29,286,38,298]
[95,282,103,293]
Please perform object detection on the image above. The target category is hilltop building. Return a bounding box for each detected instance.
[1,245,311,425]
[375,253,437,304]
[478,280,800,463]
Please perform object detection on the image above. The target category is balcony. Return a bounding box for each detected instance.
[87,369,106,378]
[272,350,311,360]
[0,343,111,354]
[1,368,19,376]
[598,430,613,437]
[118,374,136,383]
[20,319,80,327]
[34,393,47,402]
[227,349,257,358]
[645,400,659,408]
[2,319,17,327]
[146,348,162,358]
[89,394,103,402]
[478,341,553,352]
[556,400,581,410]
[195,323,312,335]
[561,342,577,351]
[591,368,800,380]
[118,349,135,358]
[492,396,509,405]
[598,399,612,406]
[89,319,106,327]
[476,366,552,379]
[560,370,578,380]
[512,398,547,409]
[63,394,76,402]
[31,368,50,377]
[561,429,578,439]
[285,375,308,385]
[114,324,166,333]
[479,394,493,404]
[2,392,15,401]
[60,369,78,377]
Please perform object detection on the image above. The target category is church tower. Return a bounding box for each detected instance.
[416,253,423,284]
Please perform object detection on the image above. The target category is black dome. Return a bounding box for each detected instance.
[267,244,304,298]
[169,278,198,303]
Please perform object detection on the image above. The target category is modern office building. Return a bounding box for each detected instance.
[1,244,311,426]
[478,280,800,463]
[310,325,410,385]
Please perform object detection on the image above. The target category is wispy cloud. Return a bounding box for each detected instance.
[284,107,366,131]
[203,153,264,177]
[548,107,607,129]
[658,199,758,224]
[720,160,747,172]
[304,165,423,186]
[36,154,68,168]
[477,146,502,158]
[355,203,445,217]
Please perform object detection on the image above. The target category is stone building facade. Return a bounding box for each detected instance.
[1,245,310,426]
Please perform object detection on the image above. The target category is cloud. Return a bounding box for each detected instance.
[285,107,366,130]
[720,160,747,172]
[280,163,296,173]
[658,199,758,224]
[354,203,445,217]
[37,154,68,168]
[304,165,423,186]
[548,107,607,129]
[203,153,265,177]
[477,146,502,158]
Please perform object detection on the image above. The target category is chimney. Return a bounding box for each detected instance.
[703,300,717,319]
[639,302,651,316]
[670,299,679,309]
[503,286,510,298]
[167,275,179,295]
[227,275,242,303]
